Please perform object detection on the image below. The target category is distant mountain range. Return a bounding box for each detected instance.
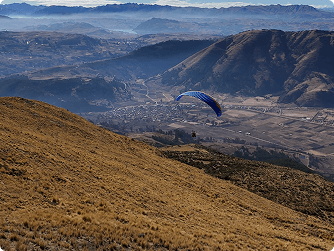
[0,3,43,15]
[2,3,334,37]
[0,2,332,17]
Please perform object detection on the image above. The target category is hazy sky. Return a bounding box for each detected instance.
[1,0,333,9]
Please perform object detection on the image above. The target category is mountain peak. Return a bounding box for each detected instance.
[161,29,334,107]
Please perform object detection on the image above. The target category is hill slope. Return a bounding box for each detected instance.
[0,97,333,250]
[162,144,334,224]
[0,75,130,112]
[160,29,334,107]
[22,39,214,81]
[0,39,214,113]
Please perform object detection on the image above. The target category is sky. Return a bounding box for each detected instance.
[1,0,334,9]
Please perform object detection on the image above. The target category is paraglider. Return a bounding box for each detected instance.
[176,91,222,117]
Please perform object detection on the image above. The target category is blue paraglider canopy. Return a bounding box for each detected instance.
[176,91,222,117]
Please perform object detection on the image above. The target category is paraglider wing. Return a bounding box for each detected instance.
[176,91,222,117]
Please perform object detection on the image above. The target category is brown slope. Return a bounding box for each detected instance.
[161,29,334,107]
[162,144,334,224]
[0,97,333,250]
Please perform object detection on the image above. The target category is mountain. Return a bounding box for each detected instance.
[0,76,129,112]
[160,29,334,107]
[2,3,334,38]
[24,22,110,37]
[0,38,214,112]
[4,30,334,110]
[218,4,325,16]
[23,21,140,40]
[1,3,329,17]
[5,29,334,110]
[133,18,195,35]
[6,39,214,81]
[92,39,215,79]
[0,97,333,250]
[0,31,132,77]
[0,31,212,79]
[0,3,43,15]
[0,39,214,112]
[32,5,88,16]
[133,18,220,35]
[28,4,334,36]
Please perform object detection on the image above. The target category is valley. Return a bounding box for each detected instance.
[82,87,334,180]
[2,27,334,179]
[1,3,334,250]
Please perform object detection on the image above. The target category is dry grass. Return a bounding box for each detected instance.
[0,97,333,250]
[162,144,334,224]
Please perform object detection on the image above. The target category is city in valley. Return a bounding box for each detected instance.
[81,80,334,180]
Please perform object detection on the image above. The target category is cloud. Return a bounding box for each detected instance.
[23,0,121,7]
[151,0,253,8]
[312,5,334,8]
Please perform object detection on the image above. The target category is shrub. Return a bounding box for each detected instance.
[51,195,60,204]
[9,233,19,241]
[82,215,92,223]
[16,241,28,251]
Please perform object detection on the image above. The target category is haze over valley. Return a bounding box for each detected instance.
[1,2,334,250]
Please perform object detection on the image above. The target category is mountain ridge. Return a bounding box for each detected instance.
[0,2,330,17]
[3,29,334,109]
[0,39,214,112]
[160,29,334,107]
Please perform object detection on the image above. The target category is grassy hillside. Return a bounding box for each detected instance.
[162,144,334,224]
[0,97,333,250]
